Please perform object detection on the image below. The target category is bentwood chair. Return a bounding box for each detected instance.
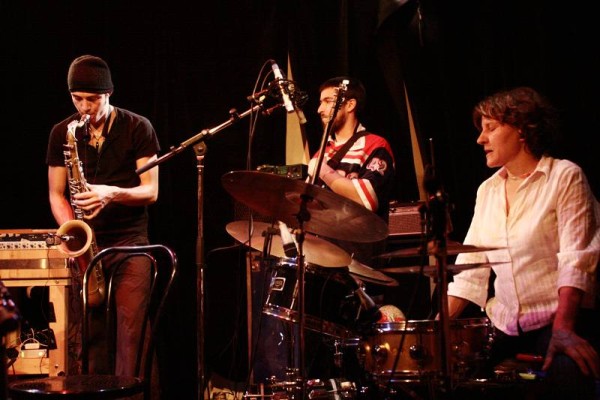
[8,244,178,400]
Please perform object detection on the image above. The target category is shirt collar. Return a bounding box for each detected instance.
[492,156,550,185]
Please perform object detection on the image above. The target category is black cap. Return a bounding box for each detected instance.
[67,55,113,93]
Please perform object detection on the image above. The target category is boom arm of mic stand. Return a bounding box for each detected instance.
[135,103,264,175]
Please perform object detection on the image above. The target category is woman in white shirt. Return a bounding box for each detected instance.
[447,86,599,399]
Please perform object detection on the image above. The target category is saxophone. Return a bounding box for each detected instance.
[56,114,106,307]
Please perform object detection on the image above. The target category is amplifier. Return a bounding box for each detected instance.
[0,229,71,376]
[0,229,67,269]
[256,164,307,180]
[388,202,424,237]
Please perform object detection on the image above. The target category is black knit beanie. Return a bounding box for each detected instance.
[67,55,114,93]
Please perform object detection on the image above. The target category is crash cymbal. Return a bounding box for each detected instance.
[381,262,500,276]
[221,171,388,243]
[226,221,352,267]
[348,259,398,286]
[376,241,502,258]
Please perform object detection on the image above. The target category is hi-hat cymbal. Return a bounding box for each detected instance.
[348,259,398,286]
[376,241,502,258]
[381,262,500,276]
[226,221,352,267]
[221,171,388,243]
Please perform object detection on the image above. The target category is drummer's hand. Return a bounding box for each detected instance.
[307,162,342,185]
[542,328,600,379]
[318,163,343,187]
[444,295,470,319]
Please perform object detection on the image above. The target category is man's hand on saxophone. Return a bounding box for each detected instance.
[72,184,111,219]
[72,161,159,220]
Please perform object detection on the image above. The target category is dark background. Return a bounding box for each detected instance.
[2,1,598,399]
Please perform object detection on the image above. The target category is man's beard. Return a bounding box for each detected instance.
[323,111,347,134]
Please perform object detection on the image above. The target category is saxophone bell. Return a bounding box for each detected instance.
[56,219,93,258]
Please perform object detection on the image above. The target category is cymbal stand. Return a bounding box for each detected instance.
[427,187,453,395]
[244,222,277,393]
[292,196,311,400]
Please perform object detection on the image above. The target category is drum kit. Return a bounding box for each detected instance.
[221,170,498,399]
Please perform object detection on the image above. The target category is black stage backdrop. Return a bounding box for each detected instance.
[2,1,599,399]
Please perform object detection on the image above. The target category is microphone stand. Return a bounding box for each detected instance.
[135,104,270,175]
[134,97,278,400]
[194,142,207,399]
[284,81,345,399]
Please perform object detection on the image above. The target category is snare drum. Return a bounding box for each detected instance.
[263,257,361,338]
[361,317,491,383]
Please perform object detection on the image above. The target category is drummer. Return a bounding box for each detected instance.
[297,76,396,380]
[306,76,396,265]
[447,87,599,399]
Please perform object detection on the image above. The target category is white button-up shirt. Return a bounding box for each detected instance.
[448,156,599,335]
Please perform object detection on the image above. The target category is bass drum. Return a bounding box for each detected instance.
[361,317,492,383]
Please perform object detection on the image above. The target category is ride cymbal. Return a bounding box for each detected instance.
[226,220,352,267]
[221,171,388,243]
[348,259,398,286]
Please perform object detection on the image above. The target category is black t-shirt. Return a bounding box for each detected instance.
[47,107,160,240]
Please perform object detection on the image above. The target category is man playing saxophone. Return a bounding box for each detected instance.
[46,55,160,378]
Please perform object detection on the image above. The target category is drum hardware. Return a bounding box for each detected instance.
[333,340,344,369]
[304,379,357,399]
[261,373,358,400]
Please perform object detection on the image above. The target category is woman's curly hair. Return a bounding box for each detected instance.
[473,87,560,158]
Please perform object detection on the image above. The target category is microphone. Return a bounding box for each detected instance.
[270,60,295,113]
[45,233,75,246]
[278,221,298,258]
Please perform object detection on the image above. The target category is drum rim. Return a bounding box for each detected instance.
[262,305,356,339]
[374,317,490,333]
[271,257,350,274]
